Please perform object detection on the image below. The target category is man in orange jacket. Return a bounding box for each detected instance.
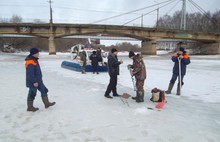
[25,48,55,111]
[165,46,191,95]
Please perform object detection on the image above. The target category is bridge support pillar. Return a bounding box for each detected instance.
[201,41,220,55]
[48,35,56,55]
[141,40,157,55]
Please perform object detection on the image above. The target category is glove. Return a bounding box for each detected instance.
[127,64,132,69]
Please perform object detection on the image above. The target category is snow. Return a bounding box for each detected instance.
[0,52,220,142]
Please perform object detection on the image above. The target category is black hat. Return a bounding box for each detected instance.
[129,51,135,58]
[30,48,39,56]
[92,51,96,54]
[111,48,117,53]
[179,47,185,52]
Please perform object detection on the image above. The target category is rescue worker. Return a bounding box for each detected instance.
[80,49,87,74]
[165,45,191,95]
[104,48,123,99]
[89,51,99,74]
[128,51,146,102]
[25,48,55,112]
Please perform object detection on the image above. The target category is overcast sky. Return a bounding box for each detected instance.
[1,0,219,26]
[1,0,219,45]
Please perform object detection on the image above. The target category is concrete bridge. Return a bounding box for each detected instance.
[0,23,220,54]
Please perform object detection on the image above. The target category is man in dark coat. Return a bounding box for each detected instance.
[89,51,99,74]
[104,48,123,98]
[25,48,55,111]
[96,48,103,62]
[128,51,146,102]
[165,46,191,95]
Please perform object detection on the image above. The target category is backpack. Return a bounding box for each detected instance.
[150,88,165,102]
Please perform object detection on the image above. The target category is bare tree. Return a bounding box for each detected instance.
[157,10,220,33]
[0,18,9,23]
[10,15,23,23]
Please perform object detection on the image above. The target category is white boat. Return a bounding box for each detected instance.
[61,44,109,72]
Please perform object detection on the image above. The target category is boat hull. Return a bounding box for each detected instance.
[61,61,108,72]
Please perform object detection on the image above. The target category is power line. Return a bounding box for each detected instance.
[122,0,177,26]
[189,0,218,25]
[0,4,47,7]
[92,0,177,24]
[164,0,181,16]
[53,6,141,16]
[187,1,197,14]
[122,9,158,26]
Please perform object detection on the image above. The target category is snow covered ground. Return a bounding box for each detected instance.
[0,52,220,142]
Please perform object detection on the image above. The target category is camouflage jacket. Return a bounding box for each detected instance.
[131,54,146,80]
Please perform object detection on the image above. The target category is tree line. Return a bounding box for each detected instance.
[157,10,220,33]
[0,14,45,23]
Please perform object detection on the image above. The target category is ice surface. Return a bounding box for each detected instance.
[0,52,220,142]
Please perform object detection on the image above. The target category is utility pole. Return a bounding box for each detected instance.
[156,8,159,29]
[48,0,56,55]
[218,23,220,34]
[48,0,53,25]
[180,0,186,30]
[141,14,143,27]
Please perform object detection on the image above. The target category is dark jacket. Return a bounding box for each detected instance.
[172,53,190,75]
[131,54,146,80]
[25,55,44,88]
[97,50,103,62]
[107,53,121,76]
[89,53,99,66]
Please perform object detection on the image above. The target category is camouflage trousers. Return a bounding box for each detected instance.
[135,79,145,94]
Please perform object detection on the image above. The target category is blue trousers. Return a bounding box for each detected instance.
[170,73,185,85]
[27,84,47,101]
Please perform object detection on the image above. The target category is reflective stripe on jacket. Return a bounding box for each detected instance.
[172,53,190,75]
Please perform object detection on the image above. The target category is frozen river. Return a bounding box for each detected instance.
[0,52,220,142]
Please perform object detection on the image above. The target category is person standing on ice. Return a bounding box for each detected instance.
[104,48,123,99]
[25,48,55,112]
[80,49,87,74]
[165,45,191,95]
[96,47,103,63]
[89,51,99,74]
[128,51,146,102]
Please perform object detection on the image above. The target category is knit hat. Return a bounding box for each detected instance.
[179,47,185,52]
[111,48,117,53]
[128,51,135,58]
[30,48,39,56]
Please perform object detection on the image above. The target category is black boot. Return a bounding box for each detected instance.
[113,94,120,97]
[136,92,144,103]
[104,94,113,99]
[165,83,174,94]
[27,101,39,112]
[132,91,138,100]
[42,96,56,108]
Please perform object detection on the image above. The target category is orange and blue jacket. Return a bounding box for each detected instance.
[25,55,43,88]
[172,53,190,75]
